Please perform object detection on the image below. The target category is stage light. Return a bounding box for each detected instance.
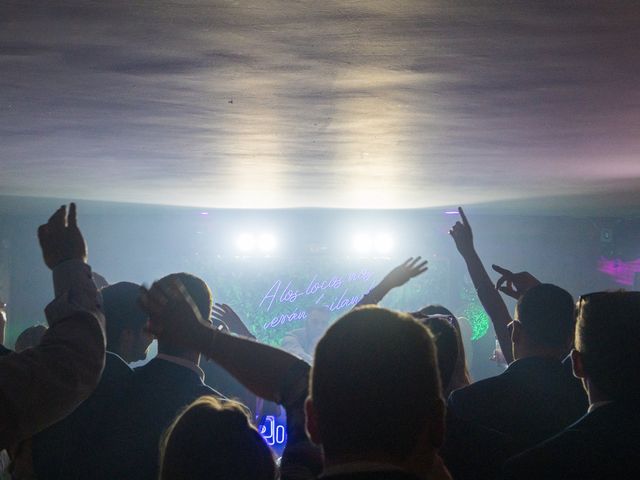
[236,233,255,252]
[352,233,373,254]
[374,233,393,254]
[258,233,277,253]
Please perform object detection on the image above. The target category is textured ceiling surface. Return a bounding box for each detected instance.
[1,1,639,212]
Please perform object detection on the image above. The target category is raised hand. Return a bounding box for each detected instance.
[212,303,255,339]
[37,203,87,269]
[492,265,541,300]
[139,278,213,352]
[449,207,474,257]
[381,257,429,289]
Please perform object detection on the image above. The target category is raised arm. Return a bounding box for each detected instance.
[141,281,307,403]
[356,257,428,307]
[449,207,514,364]
[0,204,105,448]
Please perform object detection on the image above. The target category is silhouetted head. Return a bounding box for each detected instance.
[160,396,275,480]
[513,284,575,359]
[414,305,471,395]
[15,325,48,352]
[151,273,212,360]
[419,315,458,394]
[102,282,151,363]
[306,306,444,471]
[571,291,640,404]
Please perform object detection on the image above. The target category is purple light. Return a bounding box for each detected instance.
[444,210,459,215]
[200,211,209,216]
[597,257,640,286]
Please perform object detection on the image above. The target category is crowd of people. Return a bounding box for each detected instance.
[0,203,638,480]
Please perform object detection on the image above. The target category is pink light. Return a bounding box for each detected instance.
[200,211,209,216]
[597,257,640,286]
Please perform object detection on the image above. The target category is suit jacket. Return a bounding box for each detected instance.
[501,401,640,479]
[106,356,222,480]
[447,356,588,450]
[443,356,587,480]
[32,351,133,479]
[0,260,105,450]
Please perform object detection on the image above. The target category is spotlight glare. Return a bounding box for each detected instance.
[258,233,277,253]
[352,234,372,254]
[374,233,393,254]
[236,233,255,252]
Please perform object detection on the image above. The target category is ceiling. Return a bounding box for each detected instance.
[1,1,639,214]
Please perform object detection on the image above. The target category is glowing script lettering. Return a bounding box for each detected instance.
[259,269,376,329]
[259,416,287,446]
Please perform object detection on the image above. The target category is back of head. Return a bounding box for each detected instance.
[419,316,458,394]
[160,397,275,480]
[310,306,442,461]
[155,273,212,356]
[516,283,575,349]
[14,325,48,352]
[102,282,147,349]
[576,291,640,403]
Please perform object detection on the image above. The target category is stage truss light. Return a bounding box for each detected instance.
[374,233,393,254]
[352,233,373,254]
[236,233,255,252]
[258,233,277,253]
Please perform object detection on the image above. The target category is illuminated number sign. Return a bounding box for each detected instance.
[259,415,287,446]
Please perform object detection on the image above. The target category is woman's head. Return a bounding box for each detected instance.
[160,397,275,480]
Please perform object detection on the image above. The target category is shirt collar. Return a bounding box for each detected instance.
[156,353,205,381]
[588,400,613,413]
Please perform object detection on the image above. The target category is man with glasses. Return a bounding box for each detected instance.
[502,291,640,479]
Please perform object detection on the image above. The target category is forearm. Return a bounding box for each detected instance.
[0,260,106,448]
[462,250,513,364]
[355,282,391,308]
[200,329,310,403]
[0,312,104,448]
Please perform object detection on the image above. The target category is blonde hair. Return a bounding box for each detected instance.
[159,396,275,480]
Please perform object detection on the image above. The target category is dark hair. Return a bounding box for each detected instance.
[414,305,471,394]
[160,396,275,480]
[420,316,458,394]
[576,291,640,403]
[311,306,441,460]
[516,284,575,348]
[102,282,147,348]
[158,273,212,324]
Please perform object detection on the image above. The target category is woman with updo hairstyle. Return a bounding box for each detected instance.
[159,396,276,480]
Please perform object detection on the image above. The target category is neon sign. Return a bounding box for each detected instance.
[259,415,287,446]
[259,270,376,329]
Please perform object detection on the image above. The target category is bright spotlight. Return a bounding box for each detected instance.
[258,233,277,253]
[374,233,393,254]
[236,233,255,252]
[352,234,373,254]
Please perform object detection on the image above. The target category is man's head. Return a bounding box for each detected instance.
[150,273,213,360]
[571,291,640,404]
[306,306,444,469]
[512,283,575,359]
[102,282,152,363]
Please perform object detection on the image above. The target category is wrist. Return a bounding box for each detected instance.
[198,324,220,358]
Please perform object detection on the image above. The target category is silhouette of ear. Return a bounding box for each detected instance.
[304,397,322,446]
